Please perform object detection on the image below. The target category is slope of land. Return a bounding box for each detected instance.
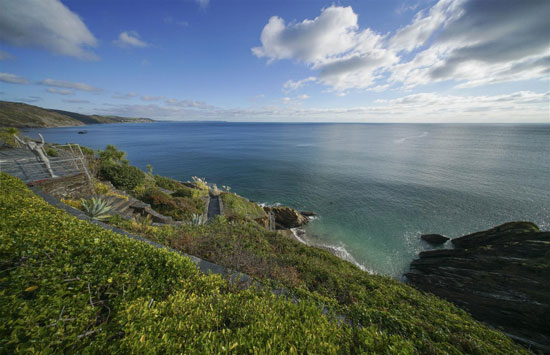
[0,101,153,128]
[0,160,527,352]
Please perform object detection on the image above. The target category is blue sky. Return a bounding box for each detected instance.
[1,0,549,122]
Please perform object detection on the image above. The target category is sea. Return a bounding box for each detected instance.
[25,122,550,278]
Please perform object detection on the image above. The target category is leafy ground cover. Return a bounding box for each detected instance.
[109,215,527,354]
[0,173,349,353]
[221,192,267,221]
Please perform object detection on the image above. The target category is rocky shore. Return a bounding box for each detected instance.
[407,222,550,352]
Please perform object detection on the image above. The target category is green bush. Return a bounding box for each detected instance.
[100,164,145,191]
[142,188,204,221]
[98,144,127,166]
[172,185,208,200]
[154,174,185,191]
[46,147,58,157]
[0,128,19,147]
[221,192,267,220]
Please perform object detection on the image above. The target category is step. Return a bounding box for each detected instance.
[116,199,136,213]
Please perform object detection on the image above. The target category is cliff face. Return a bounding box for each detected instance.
[407,222,550,352]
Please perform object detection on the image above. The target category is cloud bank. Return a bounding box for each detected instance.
[253,0,550,92]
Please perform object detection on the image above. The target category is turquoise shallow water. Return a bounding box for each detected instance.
[27,122,550,277]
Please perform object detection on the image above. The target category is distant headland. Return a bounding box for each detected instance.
[0,100,154,128]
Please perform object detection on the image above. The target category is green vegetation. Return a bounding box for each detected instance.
[0,127,19,147]
[0,142,526,353]
[46,147,58,157]
[141,188,205,221]
[0,173,352,353]
[0,100,153,128]
[109,212,527,354]
[100,164,145,191]
[81,197,112,221]
[221,192,267,221]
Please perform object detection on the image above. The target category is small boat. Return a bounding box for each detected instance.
[77,130,88,134]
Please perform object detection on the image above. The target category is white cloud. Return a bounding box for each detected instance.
[141,95,164,102]
[296,94,310,100]
[164,98,215,109]
[18,96,42,103]
[0,50,14,60]
[0,0,98,60]
[0,73,28,84]
[40,78,102,92]
[47,88,74,95]
[254,1,550,92]
[63,99,90,104]
[196,0,209,9]
[95,91,549,123]
[112,92,138,99]
[114,31,149,48]
[252,5,397,92]
[283,77,317,92]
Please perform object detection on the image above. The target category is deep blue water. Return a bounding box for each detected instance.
[26,122,550,277]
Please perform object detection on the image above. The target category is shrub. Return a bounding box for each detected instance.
[45,147,58,157]
[142,188,204,221]
[61,198,82,210]
[0,128,19,147]
[221,192,267,220]
[81,197,112,220]
[94,180,110,194]
[98,144,127,166]
[100,165,145,191]
[172,185,208,200]
[154,174,185,191]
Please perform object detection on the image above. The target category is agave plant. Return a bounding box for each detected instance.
[81,197,112,221]
[190,213,206,226]
[132,214,153,230]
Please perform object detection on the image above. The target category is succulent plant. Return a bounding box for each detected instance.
[81,197,112,221]
[133,214,153,230]
[190,213,205,226]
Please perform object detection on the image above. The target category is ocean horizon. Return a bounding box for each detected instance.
[26,121,550,277]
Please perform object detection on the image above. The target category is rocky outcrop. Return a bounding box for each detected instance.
[420,233,449,245]
[407,222,550,352]
[265,206,309,229]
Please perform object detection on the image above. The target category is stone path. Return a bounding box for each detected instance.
[207,195,221,220]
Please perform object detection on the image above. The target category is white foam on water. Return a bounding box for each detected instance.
[258,202,282,208]
[290,228,374,274]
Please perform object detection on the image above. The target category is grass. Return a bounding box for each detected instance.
[221,192,267,221]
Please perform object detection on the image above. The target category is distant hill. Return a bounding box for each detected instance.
[0,101,154,128]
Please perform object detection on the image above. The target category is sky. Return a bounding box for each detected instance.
[0,0,549,123]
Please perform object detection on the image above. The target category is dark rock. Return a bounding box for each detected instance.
[420,233,449,245]
[300,211,317,217]
[406,222,550,352]
[266,206,309,229]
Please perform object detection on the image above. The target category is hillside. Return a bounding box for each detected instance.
[0,159,527,352]
[0,101,154,128]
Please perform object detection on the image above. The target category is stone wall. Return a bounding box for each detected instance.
[28,173,93,199]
